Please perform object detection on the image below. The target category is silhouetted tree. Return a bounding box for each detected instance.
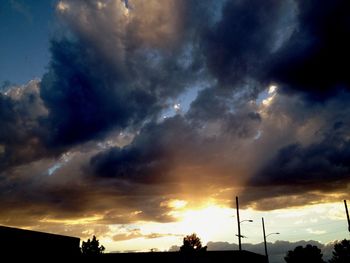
[329,239,350,263]
[180,233,207,253]
[81,235,105,256]
[284,244,325,263]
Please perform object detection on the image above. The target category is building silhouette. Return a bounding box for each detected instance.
[83,250,266,263]
[0,225,80,260]
[0,225,266,262]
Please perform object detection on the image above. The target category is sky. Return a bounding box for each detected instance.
[0,0,350,259]
[0,1,57,85]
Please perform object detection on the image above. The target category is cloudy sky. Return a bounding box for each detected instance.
[1,0,350,255]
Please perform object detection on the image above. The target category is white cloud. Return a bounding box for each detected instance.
[306,228,327,235]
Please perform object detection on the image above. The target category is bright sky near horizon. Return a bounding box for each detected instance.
[1,0,350,255]
[97,201,349,252]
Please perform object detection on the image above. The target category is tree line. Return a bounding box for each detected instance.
[81,233,350,263]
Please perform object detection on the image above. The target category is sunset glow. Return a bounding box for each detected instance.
[1,1,349,262]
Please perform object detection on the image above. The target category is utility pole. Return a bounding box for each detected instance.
[262,218,279,263]
[344,200,350,232]
[262,217,268,263]
[236,196,242,251]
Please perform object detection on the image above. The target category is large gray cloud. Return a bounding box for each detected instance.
[242,91,350,209]
[201,0,296,88]
[0,80,50,170]
[268,0,350,101]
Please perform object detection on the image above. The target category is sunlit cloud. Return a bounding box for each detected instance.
[161,199,188,210]
[47,151,74,176]
[306,228,327,235]
[96,1,107,10]
[173,103,181,112]
[268,85,278,94]
[57,1,69,12]
[39,215,103,226]
[262,85,278,107]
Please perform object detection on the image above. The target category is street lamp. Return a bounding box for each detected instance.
[240,220,253,223]
[266,232,280,237]
[236,196,254,251]
[262,217,280,263]
[236,219,253,245]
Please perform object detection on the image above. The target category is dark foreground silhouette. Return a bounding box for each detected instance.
[329,239,350,263]
[82,250,266,263]
[284,241,350,263]
[0,225,266,262]
[0,225,80,260]
[180,233,207,252]
[285,244,325,263]
[81,235,105,255]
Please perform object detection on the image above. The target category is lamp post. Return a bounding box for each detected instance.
[241,220,254,223]
[262,217,279,263]
[344,200,350,232]
[236,196,253,251]
[236,197,241,251]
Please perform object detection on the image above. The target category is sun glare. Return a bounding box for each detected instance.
[171,204,234,243]
[169,199,188,209]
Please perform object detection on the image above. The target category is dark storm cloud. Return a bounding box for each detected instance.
[246,135,350,209]
[187,88,233,121]
[187,87,261,138]
[0,166,92,223]
[0,81,49,170]
[0,0,222,168]
[255,139,350,187]
[89,103,263,187]
[240,91,350,209]
[2,0,287,166]
[201,0,350,101]
[40,38,161,147]
[0,156,178,227]
[251,91,350,187]
[201,0,292,88]
[268,0,350,101]
[39,0,218,149]
[90,116,201,183]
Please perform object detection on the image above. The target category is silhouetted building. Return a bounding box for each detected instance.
[0,225,266,262]
[83,250,266,263]
[0,225,80,259]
